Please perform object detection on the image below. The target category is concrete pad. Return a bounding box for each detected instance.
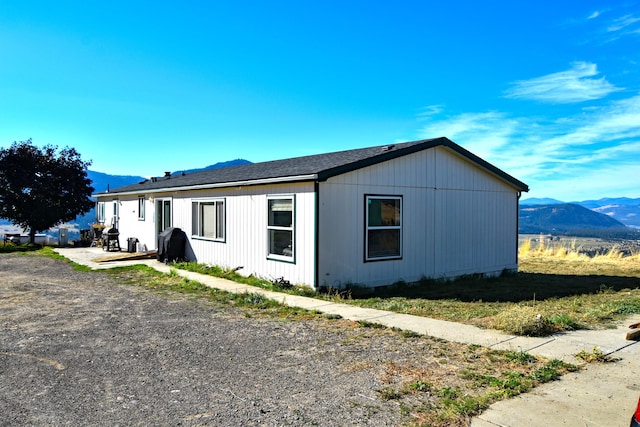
[488,317,640,362]
[371,313,516,347]
[471,347,640,427]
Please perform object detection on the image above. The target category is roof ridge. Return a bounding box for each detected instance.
[94,137,528,195]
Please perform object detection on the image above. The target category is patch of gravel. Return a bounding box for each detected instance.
[0,254,450,426]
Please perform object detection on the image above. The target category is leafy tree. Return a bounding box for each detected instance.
[0,139,94,244]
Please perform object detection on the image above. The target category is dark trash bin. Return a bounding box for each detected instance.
[157,227,186,263]
[127,237,139,253]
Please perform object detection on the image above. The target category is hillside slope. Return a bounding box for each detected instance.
[1,160,252,237]
[519,203,626,234]
[521,197,640,228]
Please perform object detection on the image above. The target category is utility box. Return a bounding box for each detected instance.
[58,228,68,247]
[127,237,139,253]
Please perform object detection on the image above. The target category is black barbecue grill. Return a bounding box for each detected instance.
[103,227,121,251]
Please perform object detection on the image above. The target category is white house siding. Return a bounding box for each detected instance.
[167,182,317,287]
[106,195,158,251]
[317,146,520,288]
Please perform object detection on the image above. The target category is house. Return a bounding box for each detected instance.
[94,137,528,289]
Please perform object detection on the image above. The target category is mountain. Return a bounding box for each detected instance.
[574,198,640,228]
[172,159,252,175]
[1,159,252,240]
[88,159,253,193]
[519,203,628,235]
[88,170,146,194]
[79,160,252,228]
[520,197,564,205]
[520,197,640,229]
[576,197,640,209]
[1,171,147,234]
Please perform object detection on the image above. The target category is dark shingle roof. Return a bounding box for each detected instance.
[95,137,528,196]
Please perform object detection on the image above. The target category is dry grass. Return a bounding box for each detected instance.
[371,339,577,426]
[520,236,640,263]
[519,238,640,276]
[327,240,640,336]
[489,305,555,336]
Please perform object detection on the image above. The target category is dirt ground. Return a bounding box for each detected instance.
[0,253,458,426]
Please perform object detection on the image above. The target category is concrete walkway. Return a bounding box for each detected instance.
[54,247,640,426]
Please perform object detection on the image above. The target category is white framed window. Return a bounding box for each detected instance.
[156,198,172,234]
[365,195,402,261]
[192,198,225,241]
[110,200,119,228]
[138,196,145,221]
[96,201,106,224]
[267,195,294,261]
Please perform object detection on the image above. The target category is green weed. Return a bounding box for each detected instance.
[575,346,616,363]
[357,320,386,329]
[505,350,537,365]
[377,387,404,400]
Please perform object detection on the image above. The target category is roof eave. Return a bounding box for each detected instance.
[315,136,529,192]
[440,141,529,192]
[316,137,448,181]
[93,173,318,197]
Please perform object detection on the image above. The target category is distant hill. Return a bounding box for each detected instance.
[172,159,252,175]
[1,159,252,240]
[88,170,146,194]
[79,159,252,228]
[87,160,253,194]
[520,197,640,228]
[577,197,640,209]
[520,197,564,205]
[519,203,627,235]
[574,198,640,228]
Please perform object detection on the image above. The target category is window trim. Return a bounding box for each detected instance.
[156,197,172,235]
[266,194,295,263]
[110,199,119,229]
[364,194,403,262]
[191,197,226,242]
[137,196,145,221]
[96,201,106,224]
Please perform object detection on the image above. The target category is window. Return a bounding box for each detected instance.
[192,199,225,241]
[138,196,145,220]
[96,202,106,224]
[110,200,119,228]
[267,196,294,261]
[365,195,402,261]
[156,198,172,234]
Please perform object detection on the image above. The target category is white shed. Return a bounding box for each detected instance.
[94,137,528,289]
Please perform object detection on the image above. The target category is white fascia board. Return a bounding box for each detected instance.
[93,174,318,198]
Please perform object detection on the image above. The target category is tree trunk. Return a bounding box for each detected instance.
[29,228,36,245]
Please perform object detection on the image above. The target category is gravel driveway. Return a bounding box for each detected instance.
[0,254,441,426]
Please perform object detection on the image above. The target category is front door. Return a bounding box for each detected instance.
[156,198,172,240]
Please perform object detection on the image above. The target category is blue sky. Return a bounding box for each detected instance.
[1,1,639,201]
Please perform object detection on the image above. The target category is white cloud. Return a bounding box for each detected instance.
[504,62,622,104]
[416,105,444,118]
[607,14,640,32]
[588,11,601,20]
[416,95,640,200]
